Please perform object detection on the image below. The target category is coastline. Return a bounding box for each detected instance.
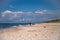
[0,23,60,40]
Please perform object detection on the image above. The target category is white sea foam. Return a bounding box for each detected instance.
[12,26,18,28]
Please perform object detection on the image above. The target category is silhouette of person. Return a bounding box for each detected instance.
[29,22,32,26]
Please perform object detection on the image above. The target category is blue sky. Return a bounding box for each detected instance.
[0,0,60,11]
[0,0,60,23]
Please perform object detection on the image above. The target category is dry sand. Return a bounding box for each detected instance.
[0,23,60,40]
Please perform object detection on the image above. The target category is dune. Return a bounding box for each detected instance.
[0,23,60,40]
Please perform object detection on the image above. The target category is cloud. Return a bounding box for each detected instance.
[0,10,60,23]
[43,10,47,12]
[35,10,47,14]
[1,10,34,23]
[1,10,48,17]
[2,10,12,17]
[19,18,32,22]
[2,10,12,13]
[2,10,23,17]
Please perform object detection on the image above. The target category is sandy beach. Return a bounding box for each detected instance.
[0,23,60,40]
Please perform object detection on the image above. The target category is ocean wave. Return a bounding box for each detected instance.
[0,23,29,29]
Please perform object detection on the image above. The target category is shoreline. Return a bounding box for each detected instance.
[0,23,60,40]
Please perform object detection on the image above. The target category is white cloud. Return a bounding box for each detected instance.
[2,10,23,17]
[25,12,33,16]
[35,10,47,14]
[2,10,12,17]
[1,10,60,23]
[1,10,48,21]
[35,10,43,14]
[2,10,48,18]
[16,11,24,13]
[3,10,12,13]
[19,18,33,22]
[43,10,47,12]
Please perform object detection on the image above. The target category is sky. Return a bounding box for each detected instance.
[0,0,60,23]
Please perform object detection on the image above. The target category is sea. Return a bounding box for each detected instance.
[0,23,29,29]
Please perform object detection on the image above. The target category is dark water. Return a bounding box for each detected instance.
[0,23,29,29]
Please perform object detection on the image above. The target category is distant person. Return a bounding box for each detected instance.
[29,22,32,26]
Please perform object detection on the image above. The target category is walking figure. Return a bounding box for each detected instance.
[29,22,32,26]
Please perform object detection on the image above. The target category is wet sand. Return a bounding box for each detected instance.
[0,23,60,40]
